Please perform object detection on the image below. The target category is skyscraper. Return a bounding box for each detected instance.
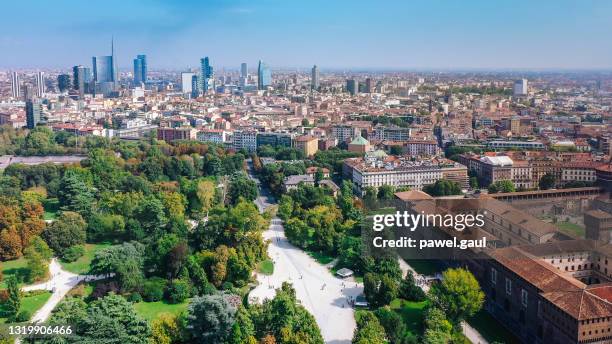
[513,79,528,96]
[346,79,358,95]
[181,72,195,94]
[73,65,92,98]
[26,99,42,129]
[311,65,320,90]
[35,71,45,97]
[57,74,71,93]
[10,72,20,99]
[200,57,214,93]
[240,63,248,86]
[92,38,118,96]
[133,54,147,85]
[257,60,271,90]
[364,78,373,93]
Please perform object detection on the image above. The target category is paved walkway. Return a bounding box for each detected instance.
[21,258,108,323]
[250,218,362,344]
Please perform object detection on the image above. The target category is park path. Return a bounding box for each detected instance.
[21,258,108,323]
[397,258,489,344]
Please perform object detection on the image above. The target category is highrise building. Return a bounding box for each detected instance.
[311,65,320,90]
[513,79,528,96]
[92,38,118,96]
[133,54,147,85]
[10,71,20,99]
[240,62,248,86]
[365,78,373,93]
[181,72,195,94]
[73,65,92,97]
[346,79,358,95]
[26,99,42,129]
[57,74,71,93]
[257,60,271,90]
[191,75,199,99]
[199,57,214,93]
[35,71,45,97]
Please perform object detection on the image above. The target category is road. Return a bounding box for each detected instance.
[21,258,108,323]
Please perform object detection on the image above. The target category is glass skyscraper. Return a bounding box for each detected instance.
[257,60,271,90]
[311,65,320,90]
[133,54,147,85]
[199,57,213,93]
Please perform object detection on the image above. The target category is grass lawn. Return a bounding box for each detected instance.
[0,291,52,324]
[307,250,334,265]
[404,259,441,276]
[60,243,112,274]
[467,309,521,344]
[42,198,60,221]
[0,258,29,288]
[389,299,428,334]
[134,300,190,322]
[555,221,585,238]
[258,259,274,275]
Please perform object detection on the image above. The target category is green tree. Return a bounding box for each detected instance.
[377,185,395,200]
[423,307,453,344]
[186,293,237,344]
[42,211,86,256]
[488,180,515,194]
[228,173,258,205]
[423,179,462,196]
[374,307,407,344]
[429,268,484,324]
[352,310,386,344]
[5,276,21,320]
[399,271,426,301]
[24,236,52,282]
[277,195,293,221]
[539,173,556,190]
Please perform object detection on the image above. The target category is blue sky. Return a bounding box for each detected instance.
[1,0,612,70]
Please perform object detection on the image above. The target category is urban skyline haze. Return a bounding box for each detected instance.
[1,0,612,70]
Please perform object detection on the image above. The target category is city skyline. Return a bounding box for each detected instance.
[2,0,612,70]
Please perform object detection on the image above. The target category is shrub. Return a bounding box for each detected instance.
[61,245,85,262]
[15,310,32,322]
[128,292,143,303]
[166,279,191,304]
[143,277,167,302]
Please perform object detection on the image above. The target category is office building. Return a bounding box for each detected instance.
[364,78,373,93]
[311,65,320,90]
[133,54,147,85]
[240,63,248,87]
[92,39,118,96]
[57,74,71,93]
[257,60,272,90]
[232,130,258,152]
[513,79,528,96]
[181,72,196,94]
[35,72,45,97]
[10,71,20,99]
[346,79,358,95]
[372,125,412,142]
[200,57,213,93]
[26,99,42,129]
[256,132,293,149]
[73,65,92,97]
